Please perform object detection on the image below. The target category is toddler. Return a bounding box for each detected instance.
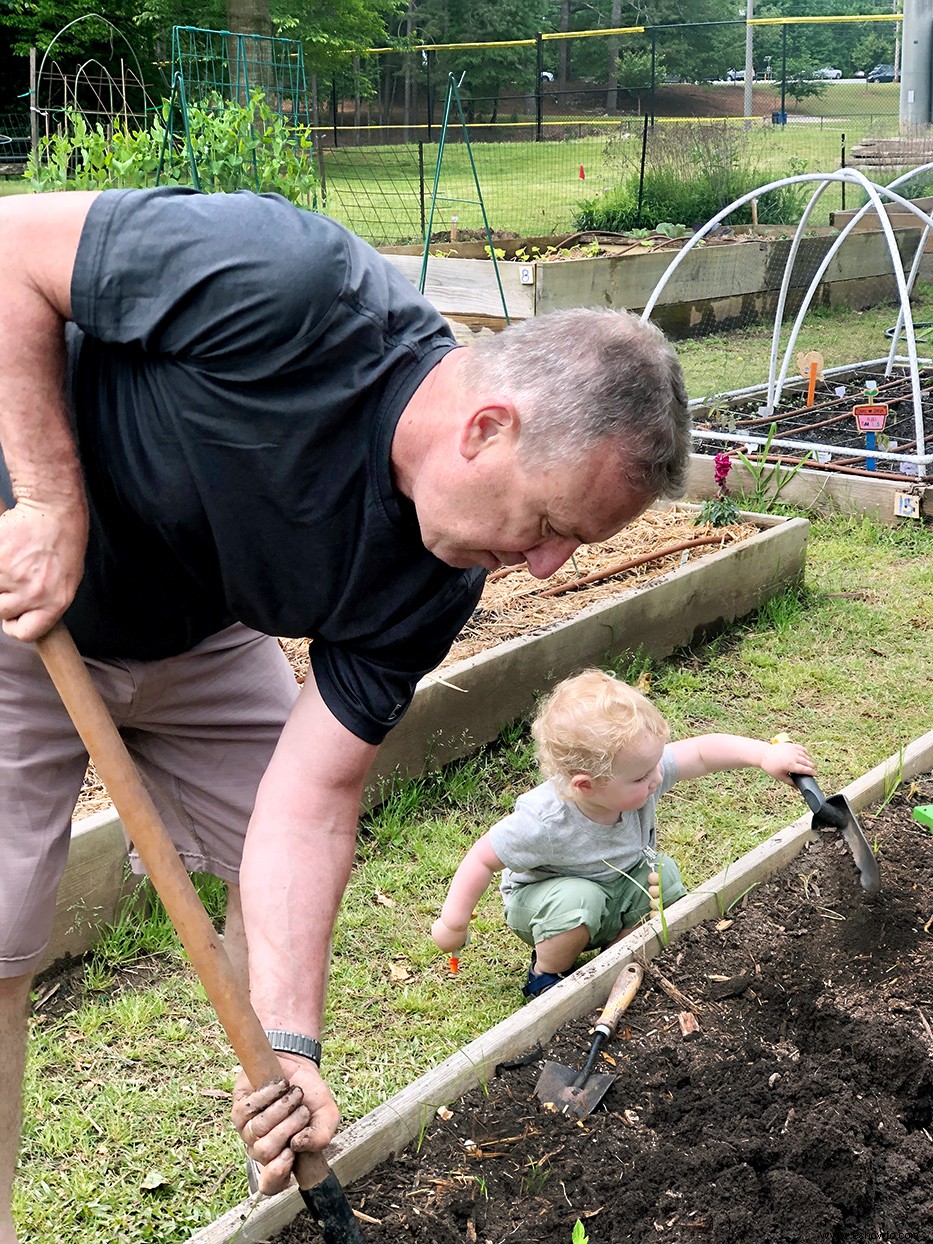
[432,669,814,998]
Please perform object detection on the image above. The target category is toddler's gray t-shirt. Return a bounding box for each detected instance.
[489,748,679,895]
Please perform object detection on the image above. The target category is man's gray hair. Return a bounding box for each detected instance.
[461,309,690,499]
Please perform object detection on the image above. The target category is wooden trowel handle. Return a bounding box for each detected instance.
[33,622,334,1195]
[595,962,643,1036]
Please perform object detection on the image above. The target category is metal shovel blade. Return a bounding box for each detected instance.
[813,792,881,894]
[535,1059,617,1118]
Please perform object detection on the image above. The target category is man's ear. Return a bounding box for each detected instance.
[459,401,521,460]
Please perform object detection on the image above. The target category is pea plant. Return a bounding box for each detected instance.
[26,91,316,207]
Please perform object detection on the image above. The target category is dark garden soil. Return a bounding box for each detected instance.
[276,777,933,1244]
[695,365,933,480]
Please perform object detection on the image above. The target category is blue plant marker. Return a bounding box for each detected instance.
[865,429,876,471]
[864,379,878,471]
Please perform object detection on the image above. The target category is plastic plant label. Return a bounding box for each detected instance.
[817,450,833,464]
[852,403,888,431]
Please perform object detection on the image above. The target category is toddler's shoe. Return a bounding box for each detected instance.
[521,950,573,999]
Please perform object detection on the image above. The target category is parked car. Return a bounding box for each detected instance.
[813,66,842,79]
[726,68,754,82]
[867,64,896,83]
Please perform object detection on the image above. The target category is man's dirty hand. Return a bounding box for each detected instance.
[232,1058,340,1196]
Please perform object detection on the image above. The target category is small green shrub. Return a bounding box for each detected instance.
[574,122,808,232]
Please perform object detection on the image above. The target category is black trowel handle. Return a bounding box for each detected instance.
[792,773,849,829]
[792,772,830,816]
[772,733,844,826]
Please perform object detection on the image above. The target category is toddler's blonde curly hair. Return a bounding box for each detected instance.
[532,669,669,800]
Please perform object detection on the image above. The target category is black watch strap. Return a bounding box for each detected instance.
[264,1029,322,1066]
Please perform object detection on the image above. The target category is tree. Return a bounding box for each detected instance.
[413,0,548,119]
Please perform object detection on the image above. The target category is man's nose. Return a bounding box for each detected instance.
[523,538,580,580]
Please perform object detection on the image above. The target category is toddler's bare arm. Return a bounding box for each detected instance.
[669,734,815,785]
[432,833,504,951]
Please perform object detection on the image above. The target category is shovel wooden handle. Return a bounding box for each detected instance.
[33,622,362,1238]
[595,962,643,1036]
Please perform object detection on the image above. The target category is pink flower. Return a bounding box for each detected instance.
[713,452,732,490]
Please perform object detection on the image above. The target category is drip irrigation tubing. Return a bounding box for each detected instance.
[743,454,924,482]
[536,534,733,599]
[731,375,932,431]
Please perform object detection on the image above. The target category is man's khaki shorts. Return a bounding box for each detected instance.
[0,623,299,978]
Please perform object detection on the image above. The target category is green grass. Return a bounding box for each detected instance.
[321,134,625,242]
[782,79,899,121]
[17,507,933,1244]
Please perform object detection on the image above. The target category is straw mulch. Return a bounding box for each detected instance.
[440,507,757,666]
[75,507,757,816]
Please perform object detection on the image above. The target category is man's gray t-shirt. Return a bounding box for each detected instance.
[489,749,679,894]
[0,187,486,744]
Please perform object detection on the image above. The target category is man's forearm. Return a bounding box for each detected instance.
[237,677,379,1040]
[240,800,360,1038]
[0,193,97,637]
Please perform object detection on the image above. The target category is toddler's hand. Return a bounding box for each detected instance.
[431,916,469,952]
[647,871,661,912]
[763,740,816,785]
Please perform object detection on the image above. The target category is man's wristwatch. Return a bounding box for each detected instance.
[264,1029,322,1066]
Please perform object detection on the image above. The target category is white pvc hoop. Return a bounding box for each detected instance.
[641,167,933,478]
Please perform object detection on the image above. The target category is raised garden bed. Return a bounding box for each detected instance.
[192,728,933,1244]
[687,364,933,523]
[381,229,920,338]
[45,505,806,973]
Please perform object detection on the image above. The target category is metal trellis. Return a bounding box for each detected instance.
[420,72,510,324]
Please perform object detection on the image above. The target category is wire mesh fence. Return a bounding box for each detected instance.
[316,114,898,248]
[311,19,906,247]
[318,130,631,245]
[0,111,30,169]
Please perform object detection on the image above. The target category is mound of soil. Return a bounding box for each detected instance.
[276,777,933,1244]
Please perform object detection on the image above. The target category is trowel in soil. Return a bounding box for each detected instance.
[792,774,881,893]
[535,961,643,1118]
[773,735,880,894]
